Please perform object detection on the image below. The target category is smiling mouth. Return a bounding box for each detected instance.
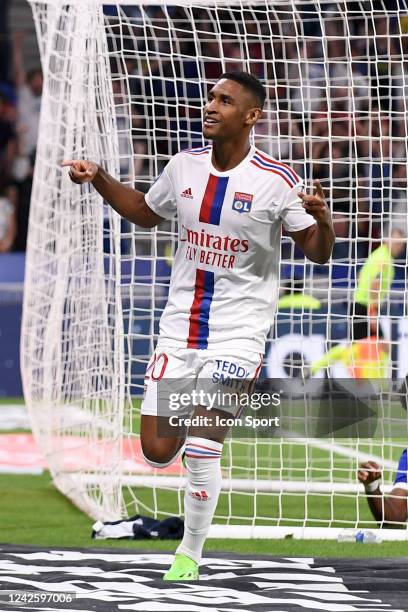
[204,118,220,125]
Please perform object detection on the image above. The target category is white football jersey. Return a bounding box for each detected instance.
[145,144,315,352]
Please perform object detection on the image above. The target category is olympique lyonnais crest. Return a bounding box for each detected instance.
[232,192,253,213]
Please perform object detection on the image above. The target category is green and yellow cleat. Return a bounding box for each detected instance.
[163,553,199,581]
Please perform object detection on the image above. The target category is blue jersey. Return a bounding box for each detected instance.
[394,449,408,488]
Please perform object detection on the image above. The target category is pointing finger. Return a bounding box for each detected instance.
[314,180,325,199]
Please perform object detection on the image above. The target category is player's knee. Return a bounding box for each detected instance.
[141,440,181,468]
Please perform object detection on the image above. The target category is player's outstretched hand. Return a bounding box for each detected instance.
[358,461,382,484]
[298,180,331,224]
[62,160,98,184]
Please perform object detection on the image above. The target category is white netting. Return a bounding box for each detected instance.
[21,0,408,535]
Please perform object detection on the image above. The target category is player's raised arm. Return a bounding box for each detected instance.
[358,460,408,527]
[290,180,335,264]
[62,160,163,228]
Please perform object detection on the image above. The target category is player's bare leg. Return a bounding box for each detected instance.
[140,415,186,466]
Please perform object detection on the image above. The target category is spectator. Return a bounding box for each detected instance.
[0,93,17,179]
[12,149,34,252]
[0,177,17,252]
[287,40,325,119]
[12,31,42,159]
[0,0,11,83]
[255,102,302,164]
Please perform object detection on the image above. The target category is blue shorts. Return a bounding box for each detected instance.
[394,449,408,490]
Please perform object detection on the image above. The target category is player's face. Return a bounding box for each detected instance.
[203,79,260,141]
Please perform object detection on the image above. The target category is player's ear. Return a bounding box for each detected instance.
[245,107,262,128]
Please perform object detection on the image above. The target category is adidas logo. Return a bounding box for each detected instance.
[189,489,210,501]
[181,187,193,198]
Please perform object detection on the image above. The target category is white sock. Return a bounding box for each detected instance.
[176,436,222,564]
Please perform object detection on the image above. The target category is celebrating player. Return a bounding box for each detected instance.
[358,453,408,526]
[63,71,334,580]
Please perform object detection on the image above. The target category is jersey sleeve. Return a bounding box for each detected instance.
[279,182,317,233]
[145,159,177,220]
[394,449,408,490]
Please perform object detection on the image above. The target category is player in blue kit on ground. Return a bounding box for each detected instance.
[63,71,335,580]
[358,450,408,526]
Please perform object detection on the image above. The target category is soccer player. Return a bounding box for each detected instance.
[63,71,334,580]
[310,227,406,378]
[309,336,389,379]
[352,226,405,347]
[358,453,408,526]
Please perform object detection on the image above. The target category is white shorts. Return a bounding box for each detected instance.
[140,347,263,418]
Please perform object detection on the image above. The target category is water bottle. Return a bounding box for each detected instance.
[337,530,382,543]
[356,530,382,543]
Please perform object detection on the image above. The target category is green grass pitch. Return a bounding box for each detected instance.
[1,399,407,557]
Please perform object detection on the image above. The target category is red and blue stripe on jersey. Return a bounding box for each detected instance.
[187,268,215,349]
[182,145,211,156]
[187,174,229,348]
[199,174,229,225]
[250,150,300,188]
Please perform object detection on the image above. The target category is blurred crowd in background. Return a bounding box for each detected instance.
[0,9,41,254]
[0,1,407,267]
[104,2,407,269]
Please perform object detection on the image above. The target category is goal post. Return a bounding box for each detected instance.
[21,0,408,537]
[22,0,126,519]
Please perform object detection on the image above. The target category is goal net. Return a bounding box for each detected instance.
[21,0,408,538]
